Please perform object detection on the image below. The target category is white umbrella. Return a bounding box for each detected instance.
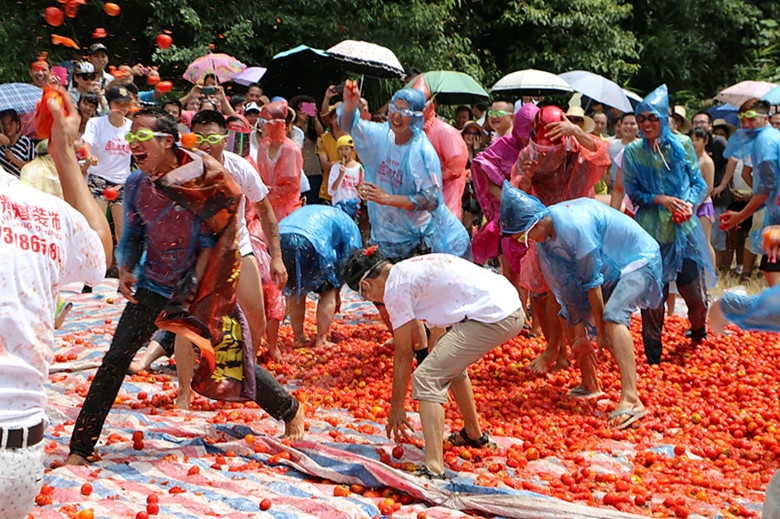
[231,66,267,87]
[326,40,405,79]
[490,69,573,97]
[559,70,633,112]
[715,81,777,107]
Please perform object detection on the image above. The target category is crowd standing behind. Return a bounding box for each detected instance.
[3,44,780,514]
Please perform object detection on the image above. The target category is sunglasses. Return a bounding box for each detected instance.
[635,113,660,124]
[124,129,170,143]
[193,133,227,145]
[78,73,97,81]
[388,104,419,117]
[488,109,509,117]
[737,110,766,120]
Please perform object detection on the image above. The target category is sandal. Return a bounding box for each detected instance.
[413,465,447,480]
[445,427,497,449]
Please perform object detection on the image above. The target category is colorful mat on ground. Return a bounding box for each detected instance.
[36,279,767,519]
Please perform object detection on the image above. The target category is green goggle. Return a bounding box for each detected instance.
[737,110,765,120]
[193,133,227,145]
[125,129,170,143]
[488,109,509,117]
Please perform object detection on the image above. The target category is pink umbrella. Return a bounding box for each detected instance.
[715,80,777,107]
[183,53,246,84]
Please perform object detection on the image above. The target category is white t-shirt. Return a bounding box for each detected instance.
[0,169,105,427]
[221,151,269,256]
[83,115,133,184]
[328,162,363,204]
[384,254,521,330]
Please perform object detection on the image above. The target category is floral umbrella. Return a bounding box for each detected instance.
[183,53,247,85]
[326,40,405,79]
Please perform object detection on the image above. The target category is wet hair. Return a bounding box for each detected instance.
[229,94,245,110]
[190,109,227,132]
[689,126,711,145]
[0,109,19,124]
[133,107,179,142]
[342,248,389,292]
[738,98,770,115]
[78,91,100,109]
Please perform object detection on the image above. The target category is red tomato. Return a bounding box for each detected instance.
[180,133,198,148]
[77,510,95,519]
[146,502,159,515]
[259,498,271,511]
[155,81,173,94]
[391,445,404,459]
[136,512,149,519]
[80,482,93,495]
[103,2,121,16]
[156,34,173,50]
[35,85,67,139]
[146,494,159,504]
[103,186,119,201]
[44,7,64,27]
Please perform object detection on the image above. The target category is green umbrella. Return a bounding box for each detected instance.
[405,70,489,105]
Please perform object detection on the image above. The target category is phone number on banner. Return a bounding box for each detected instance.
[2,225,61,261]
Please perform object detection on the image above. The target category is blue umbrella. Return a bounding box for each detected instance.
[762,85,780,105]
[0,83,42,114]
[706,104,739,127]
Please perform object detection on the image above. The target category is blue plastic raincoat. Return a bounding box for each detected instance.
[278,205,362,297]
[338,89,471,260]
[622,84,714,285]
[724,125,780,254]
[720,285,780,332]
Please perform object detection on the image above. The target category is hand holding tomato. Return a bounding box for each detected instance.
[718,210,742,231]
[343,79,360,108]
[40,85,79,165]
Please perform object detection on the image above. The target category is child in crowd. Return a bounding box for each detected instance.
[327,135,363,220]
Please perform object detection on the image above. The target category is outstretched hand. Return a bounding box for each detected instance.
[343,79,360,107]
[47,85,80,164]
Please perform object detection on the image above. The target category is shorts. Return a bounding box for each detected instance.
[697,200,715,223]
[603,265,659,327]
[411,308,525,404]
[87,174,125,204]
[760,254,780,272]
[281,233,333,296]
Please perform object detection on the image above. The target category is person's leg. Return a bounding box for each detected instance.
[237,254,266,353]
[174,335,196,409]
[676,258,708,341]
[66,289,168,464]
[700,216,716,270]
[288,293,308,347]
[765,270,780,287]
[529,294,568,373]
[449,376,481,440]
[418,400,446,474]
[110,203,124,243]
[641,283,669,365]
[127,340,167,374]
[315,288,337,346]
[265,318,282,361]
[570,336,601,394]
[253,364,303,439]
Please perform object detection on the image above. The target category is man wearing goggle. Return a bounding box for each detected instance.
[720,98,780,288]
[487,100,514,140]
[65,107,304,468]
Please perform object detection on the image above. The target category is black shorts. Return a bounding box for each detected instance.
[760,254,780,272]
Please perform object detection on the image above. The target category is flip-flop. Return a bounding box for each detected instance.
[567,386,605,399]
[609,408,649,430]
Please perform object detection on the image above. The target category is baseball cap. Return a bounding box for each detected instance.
[106,86,132,104]
[336,135,354,148]
[244,102,261,114]
[88,43,108,55]
[73,61,95,75]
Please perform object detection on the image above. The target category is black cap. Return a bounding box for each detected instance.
[106,86,132,103]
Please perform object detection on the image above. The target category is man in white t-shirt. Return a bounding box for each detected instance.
[343,251,524,479]
[0,87,111,516]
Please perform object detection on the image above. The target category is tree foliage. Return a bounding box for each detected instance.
[3,0,780,106]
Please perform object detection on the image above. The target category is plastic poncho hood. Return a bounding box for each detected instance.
[500,180,549,234]
[635,84,687,167]
[390,88,426,136]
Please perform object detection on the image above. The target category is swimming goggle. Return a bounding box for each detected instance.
[125,129,170,143]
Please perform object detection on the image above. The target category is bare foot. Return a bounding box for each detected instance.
[128,359,147,375]
[175,387,191,410]
[708,300,730,335]
[528,348,558,374]
[63,453,90,466]
[550,355,570,372]
[283,402,305,441]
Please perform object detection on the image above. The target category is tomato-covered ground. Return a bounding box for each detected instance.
[34,279,777,519]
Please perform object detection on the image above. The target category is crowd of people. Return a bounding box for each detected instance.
[3,44,780,514]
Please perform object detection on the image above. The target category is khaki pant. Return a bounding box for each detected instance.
[412,308,525,404]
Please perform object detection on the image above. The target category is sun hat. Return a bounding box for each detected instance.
[564,106,595,134]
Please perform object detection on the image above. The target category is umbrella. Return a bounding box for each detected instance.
[0,83,42,114]
[490,69,573,97]
[715,80,777,107]
[261,45,341,99]
[231,67,267,87]
[761,85,780,105]
[706,104,740,127]
[183,53,246,84]
[326,40,405,79]
[559,70,633,113]
[403,71,488,105]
